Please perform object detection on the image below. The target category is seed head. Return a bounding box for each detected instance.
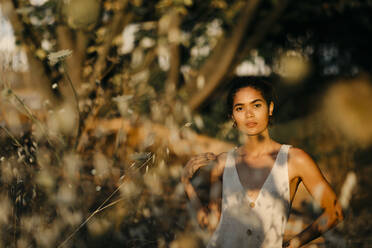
[47,49,72,65]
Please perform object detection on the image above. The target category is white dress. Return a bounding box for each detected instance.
[207,144,292,248]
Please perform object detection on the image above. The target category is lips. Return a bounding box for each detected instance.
[245,122,257,127]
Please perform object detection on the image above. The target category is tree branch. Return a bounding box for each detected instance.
[186,0,261,111]
[89,0,131,85]
[164,10,182,100]
[229,0,290,77]
[77,117,234,156]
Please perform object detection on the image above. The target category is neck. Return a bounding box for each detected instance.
[240,129,275,157]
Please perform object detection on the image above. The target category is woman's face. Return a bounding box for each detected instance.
[232,86,273,135]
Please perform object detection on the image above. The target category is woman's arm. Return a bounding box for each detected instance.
[284,148,344,248]
[181,152,218,228]
[208,152,226,230]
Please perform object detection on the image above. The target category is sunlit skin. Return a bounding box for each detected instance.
[182,86,344,248]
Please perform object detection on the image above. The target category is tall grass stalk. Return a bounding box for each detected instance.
[57,175,128,248]
[57,152,156,247]
[61,61,81,150]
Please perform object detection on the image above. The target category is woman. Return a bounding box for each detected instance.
[181,77,344,248]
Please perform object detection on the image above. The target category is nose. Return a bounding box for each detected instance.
[245,108,254,118]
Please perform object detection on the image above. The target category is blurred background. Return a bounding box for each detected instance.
[0,0,371,247]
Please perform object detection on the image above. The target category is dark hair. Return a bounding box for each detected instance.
[226,76,277,124]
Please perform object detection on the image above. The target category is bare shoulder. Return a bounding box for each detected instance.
[288,147,314,163]
[288,146,321,179]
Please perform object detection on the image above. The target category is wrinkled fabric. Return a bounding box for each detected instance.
[207,145,292,248]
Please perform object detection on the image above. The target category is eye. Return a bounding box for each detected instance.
[254,104,262,108]
[235,106,243,111]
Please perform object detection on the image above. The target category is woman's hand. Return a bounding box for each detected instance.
[208,203,221,231]
[197,207,210,229]
[182,152,217,182]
